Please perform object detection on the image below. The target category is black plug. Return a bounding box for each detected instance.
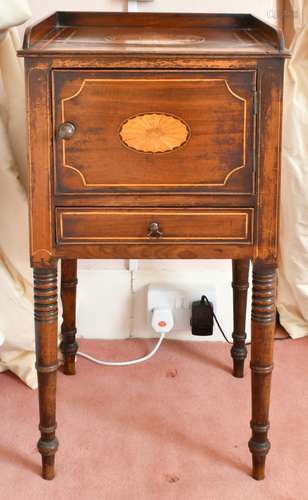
[190,295,214,336]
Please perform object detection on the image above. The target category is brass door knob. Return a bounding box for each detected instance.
[148,221,163,238]
[58,122,76,140]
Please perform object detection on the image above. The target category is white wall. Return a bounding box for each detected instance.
[23,0,278,21]
[23,0,277,341]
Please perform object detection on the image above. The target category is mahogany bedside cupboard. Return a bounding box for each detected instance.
[19,12,290,481]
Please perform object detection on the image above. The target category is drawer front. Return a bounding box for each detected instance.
[53,70,256,195]
[56,208,254,245]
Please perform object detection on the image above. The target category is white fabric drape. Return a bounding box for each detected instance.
[0,1,38,388]
[0,1,31,31]
[277,0,308,338]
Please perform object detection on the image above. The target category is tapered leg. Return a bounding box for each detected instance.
[249,262,276,480]
[231,259,250,378]
[60,259,78,375]
[34,266,59,480]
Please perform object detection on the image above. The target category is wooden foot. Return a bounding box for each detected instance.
[60,259,78,375]
[39,446,57,480]
[231,259,249,378]
[251,452,267,481]
[34,266,59,480]
[248,262,276,481]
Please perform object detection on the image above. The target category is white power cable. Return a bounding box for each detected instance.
[77,334,165,367]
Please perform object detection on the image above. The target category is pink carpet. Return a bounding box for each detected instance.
[1,336,308,500]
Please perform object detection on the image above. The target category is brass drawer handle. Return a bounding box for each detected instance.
[148,222,163,239]
[58,122,76,140]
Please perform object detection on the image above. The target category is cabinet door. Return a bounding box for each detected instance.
[53,70,256,195]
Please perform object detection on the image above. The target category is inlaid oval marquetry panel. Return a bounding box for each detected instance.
[119,113,191,154]
[100,33,206,46]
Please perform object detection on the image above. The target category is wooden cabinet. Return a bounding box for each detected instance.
[20,11,289,481]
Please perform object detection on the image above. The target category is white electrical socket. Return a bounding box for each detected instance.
[128,259,139,271]
[147,283,216,334]
[127,1,138,12]
[131,267,242,342]
[127,0,154,13]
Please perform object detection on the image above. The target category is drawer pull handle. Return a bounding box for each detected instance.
[58,122,76,140]
[148,222,163,239]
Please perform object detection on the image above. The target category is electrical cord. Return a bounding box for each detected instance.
[77,333,166,366]
[201,295,289,344]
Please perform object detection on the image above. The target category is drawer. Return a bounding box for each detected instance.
[55,208,254,245]
[53,70,256,195]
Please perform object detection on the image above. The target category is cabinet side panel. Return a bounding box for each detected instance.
[255,59,285,262]
[26,59,55,267]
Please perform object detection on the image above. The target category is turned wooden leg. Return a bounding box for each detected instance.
[34,266,59,480]
[231,259,250,378]
[249,262,276,480]
[60,259,78,375]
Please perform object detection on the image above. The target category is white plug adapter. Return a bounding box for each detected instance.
[151,308,174,334]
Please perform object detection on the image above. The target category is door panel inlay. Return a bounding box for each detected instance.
[119,113,191,154]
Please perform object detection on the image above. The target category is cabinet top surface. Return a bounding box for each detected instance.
[21,11,289,57]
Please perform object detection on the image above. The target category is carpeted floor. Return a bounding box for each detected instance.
[1,336,308,500]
